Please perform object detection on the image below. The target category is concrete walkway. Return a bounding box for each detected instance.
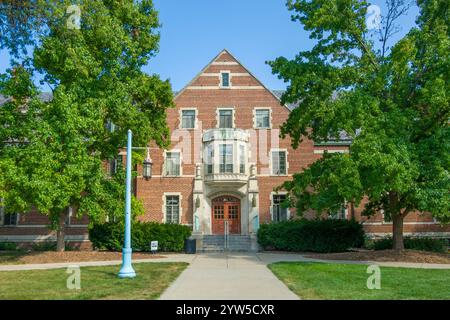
[0,254,196,272]
[2,251,448,300]
[159,252,300,300]
[256,252,450,269]
[1,251,448,272]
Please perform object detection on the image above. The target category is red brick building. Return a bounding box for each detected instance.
[1,49,448,250]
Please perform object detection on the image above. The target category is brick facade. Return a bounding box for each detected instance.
[1,49,448,248]
[134,49,449,239]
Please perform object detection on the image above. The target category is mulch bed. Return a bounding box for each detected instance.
[303,249,450,264]
[1,251,165,264]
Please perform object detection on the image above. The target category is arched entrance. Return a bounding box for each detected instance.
[211,195,241,235]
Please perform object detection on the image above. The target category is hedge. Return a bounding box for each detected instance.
[257,219,365,253]
[369,237,448,253]
[0,242,17,251]
[89,222,192,252]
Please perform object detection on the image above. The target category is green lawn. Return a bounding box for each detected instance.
[0,262,187,300]
[269,262,450,300]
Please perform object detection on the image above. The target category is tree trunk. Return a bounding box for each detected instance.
[392,213,404,251]
[350,202,355,220]
[56,209,68,252]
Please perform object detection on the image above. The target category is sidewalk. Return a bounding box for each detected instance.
[0,254,195,272]
[256,252,450,269]
[1,251,448,272]
[159,253,300,300]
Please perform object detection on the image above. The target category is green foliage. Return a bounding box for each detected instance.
[89,222,192,252]
[30,242,57,251]
[0,1,49,58]
[0,242,18,251]
[280,153,363,216]
[369,237,448,253]
[257,219,365,253]
[269,0,450,249]
[0,1,173,235]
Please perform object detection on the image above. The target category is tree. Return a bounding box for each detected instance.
[0,0,52,58]
[269,0,449,250]
[0,0,173,251]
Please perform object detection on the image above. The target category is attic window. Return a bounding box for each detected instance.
[220,72,230,88]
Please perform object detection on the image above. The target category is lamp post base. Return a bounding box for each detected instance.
[118,247,136,278]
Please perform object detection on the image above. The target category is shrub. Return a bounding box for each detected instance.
[257,219,365,253]
[370,237,448,253]
[31,242,57,251]
[0,242,18,251]
[89,222,192,252]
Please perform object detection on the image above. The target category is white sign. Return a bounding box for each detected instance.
[66,265,81,290]
[151,241,158,252]
[366,265,381,289]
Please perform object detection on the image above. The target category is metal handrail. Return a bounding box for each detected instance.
[224,220,229,251]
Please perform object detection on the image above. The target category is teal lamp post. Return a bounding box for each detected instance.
[118,129,136,278]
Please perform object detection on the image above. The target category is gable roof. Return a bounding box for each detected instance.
[174,49,292,111]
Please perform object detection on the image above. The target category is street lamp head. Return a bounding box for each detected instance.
[143,147,153,180]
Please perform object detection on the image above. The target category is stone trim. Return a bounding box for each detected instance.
[366,232,450,239]
[253,107,272,129]
[313,149,349,154]
[219,70,232,89]
[163,149,183,177]
[186,86,264,90]
[270,191,291,221]
[216,107,236,129]
[211,61,239,65]
[0,235,89,241]
[269,148,289,176]
[162,192,183,224]
[363,221,444,226]
[201,72,250,77]
[179,107,199,130]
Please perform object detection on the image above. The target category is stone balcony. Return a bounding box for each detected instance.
[202,128,249,143]
[201,128,250,186]
[203,172,248,186]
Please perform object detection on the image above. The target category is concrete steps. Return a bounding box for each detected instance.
[200,235,253,252]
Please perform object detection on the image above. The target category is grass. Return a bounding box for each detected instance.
[0,262,188,300]
[268,262,450,300]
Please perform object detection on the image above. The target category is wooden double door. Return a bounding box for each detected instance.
[211,196,241,235]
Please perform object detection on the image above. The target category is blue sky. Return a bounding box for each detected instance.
[0,0,419,91]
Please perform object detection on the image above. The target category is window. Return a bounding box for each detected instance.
[0,202,18,226]
[329,206,347,220]
[106,120,116,132]
[219,144,233,173]
[165,152,181,176]
[218,109,233,128]
[239,145,245,174]
[221,72,230,87]
[106,214,117,223]
[205,144,213,174]
[213,205,224,219]
[181,110,196,129]
[271,150,287,175]
[272,194,288,222]
[108,157,122,176]
[165,195,180,224]
[65,207,72,225]
[255,109,270,129]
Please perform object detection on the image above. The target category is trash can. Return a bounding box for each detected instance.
[184,238,196,254]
